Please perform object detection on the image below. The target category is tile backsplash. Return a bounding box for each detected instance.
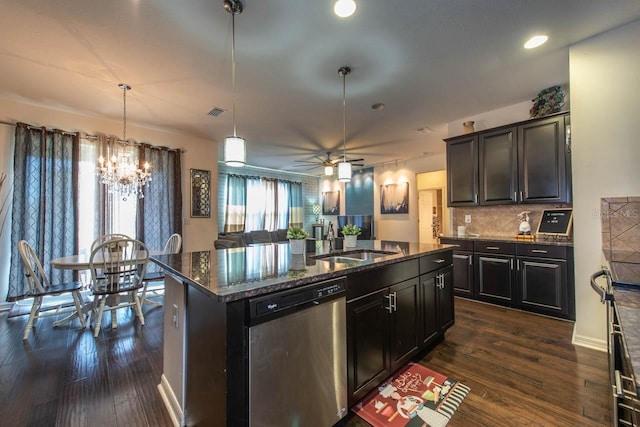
[451,204,572,238]
[601,197,640,254]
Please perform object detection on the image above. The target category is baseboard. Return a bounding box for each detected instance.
[572,328,607,352]
[158,374,183,427]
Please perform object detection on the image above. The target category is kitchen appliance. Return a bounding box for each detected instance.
[248,278,348,426]
[591,270,640,425]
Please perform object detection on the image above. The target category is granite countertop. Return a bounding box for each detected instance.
[603,250,640,393]
[439,234,573,247]
[152,240,453,302]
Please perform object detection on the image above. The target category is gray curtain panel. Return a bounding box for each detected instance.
[8,124,78,301]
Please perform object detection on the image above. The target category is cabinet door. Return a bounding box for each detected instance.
[518,115,568,203]
[517,257,568,317]
[452,251,474,296]
[389,279,420,372]
[438,266,455,331]
[475,253,515,305]
[446,135,478,206]
[420,272,439,347]
[479,127,518,204]
[347,289,390,405]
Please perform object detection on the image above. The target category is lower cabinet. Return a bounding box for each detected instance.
[346,278,420,406]
[346,252,454,406]
[440,237,575,320]
[420,266,454,348]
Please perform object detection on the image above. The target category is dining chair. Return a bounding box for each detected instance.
[17,240,86,340]
[141,233,182,306]
[88,238,149,337]
[90,233,132,252]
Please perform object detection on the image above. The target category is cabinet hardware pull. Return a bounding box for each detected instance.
[475,194,478,204]
[510,259,514,270]
[392,292,397,312]
[436,274,441,289]
[486,246,500,250]
[384,294,393,313]
[532,249,548,254]
[434,259,445,263]
[469,256,472,266]
[614,370,624,397]
[514,192,518,201]
[520,191,524,200]
[517,260,520,271]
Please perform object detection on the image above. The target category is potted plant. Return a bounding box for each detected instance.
[341,224,361,248]
[286,226,309,254]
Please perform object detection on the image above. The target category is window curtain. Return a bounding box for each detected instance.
[245,177,263,232]
[263,179,277,232]
[289,182,303,228]
[224,175,246,232]
[94,134,118,238]
[276,181,289,229]
[8,124,78,301]
[136,144,182,252]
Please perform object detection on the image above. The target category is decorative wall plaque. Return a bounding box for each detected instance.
[190,169,211,218]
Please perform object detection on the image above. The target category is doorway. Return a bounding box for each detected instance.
[418,189,443,244]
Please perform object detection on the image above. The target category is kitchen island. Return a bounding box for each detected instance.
[152,240,454,426]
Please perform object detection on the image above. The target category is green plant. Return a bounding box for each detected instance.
[341,224,361,236]
[286,226,309,240]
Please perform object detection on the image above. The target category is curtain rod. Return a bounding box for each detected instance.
[221,172,302,185]
[1,119,183,153]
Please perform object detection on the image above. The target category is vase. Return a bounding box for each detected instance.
[289,239,305,255]
[344,235,357,248]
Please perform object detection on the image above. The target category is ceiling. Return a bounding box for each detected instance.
[1,1,639,175]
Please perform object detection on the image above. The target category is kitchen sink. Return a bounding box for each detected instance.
[312,249,398,264]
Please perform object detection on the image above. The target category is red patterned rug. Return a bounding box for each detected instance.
[352,363,470,427]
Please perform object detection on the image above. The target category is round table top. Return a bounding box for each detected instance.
[51,251,163,270]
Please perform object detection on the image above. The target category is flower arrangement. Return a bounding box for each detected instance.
[286,226,309,240]
[529,85,565,118]
[341,224,361,236]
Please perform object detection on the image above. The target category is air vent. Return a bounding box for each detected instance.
[208,107,226,117]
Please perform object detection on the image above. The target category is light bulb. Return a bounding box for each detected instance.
[334,0,356,18]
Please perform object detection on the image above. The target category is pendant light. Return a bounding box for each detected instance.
[337,66,352,183]
[224,0,246,167]
[334,0,357,18]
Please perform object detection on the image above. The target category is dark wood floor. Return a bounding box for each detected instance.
[0,297,610,426]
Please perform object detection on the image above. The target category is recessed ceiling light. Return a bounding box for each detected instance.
[416,127,432,134]
[371,103,385,111]
[524,35,548,49]
[334,0,356,18]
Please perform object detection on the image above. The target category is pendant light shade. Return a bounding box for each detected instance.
[334,0,357,18]
[338,66,352,183]
[224,136,246,167]
[338,161,352,182]
[224,0,246,167]
[324,165,334,176]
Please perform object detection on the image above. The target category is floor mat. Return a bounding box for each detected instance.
[352,362,470,427]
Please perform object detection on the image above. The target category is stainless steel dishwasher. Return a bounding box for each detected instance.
[248,277,347,427]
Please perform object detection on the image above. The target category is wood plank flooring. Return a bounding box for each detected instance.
[0,297,610,426]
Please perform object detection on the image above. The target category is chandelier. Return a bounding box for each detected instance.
[97,83,151,200]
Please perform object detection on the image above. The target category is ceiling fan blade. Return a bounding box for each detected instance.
[346,158,365,163]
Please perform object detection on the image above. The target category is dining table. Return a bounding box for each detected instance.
[49,250,163,327]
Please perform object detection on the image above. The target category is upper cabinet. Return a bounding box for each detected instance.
[445,112,571,207]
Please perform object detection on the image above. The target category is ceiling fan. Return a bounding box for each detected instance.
[293,151,364,175]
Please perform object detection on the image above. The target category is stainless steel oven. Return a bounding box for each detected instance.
[592,270,640,426]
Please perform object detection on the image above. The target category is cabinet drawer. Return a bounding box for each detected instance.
[517,244,567,259]
[419,251,453,274]
[439,238,473,252]
[475,241,515,254]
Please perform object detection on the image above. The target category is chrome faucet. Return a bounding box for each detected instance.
[327,222,335,250]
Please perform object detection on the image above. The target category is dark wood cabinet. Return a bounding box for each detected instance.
[475,253,515,304]
[445,112,571,207]
[346,252,454,406]
[347,288,390,405]
[452,252,473,295]
[446,135,478,206]
[389,278,420,372]
[479,126,517,205]
[518,115,569,203]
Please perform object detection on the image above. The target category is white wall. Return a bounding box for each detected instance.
[569,19,640,349]
[0,97,217,306]
[374,154,446,242]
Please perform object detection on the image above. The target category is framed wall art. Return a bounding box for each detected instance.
[190,168,211,218]
[322,190,340,215]
[380,182,409,214]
